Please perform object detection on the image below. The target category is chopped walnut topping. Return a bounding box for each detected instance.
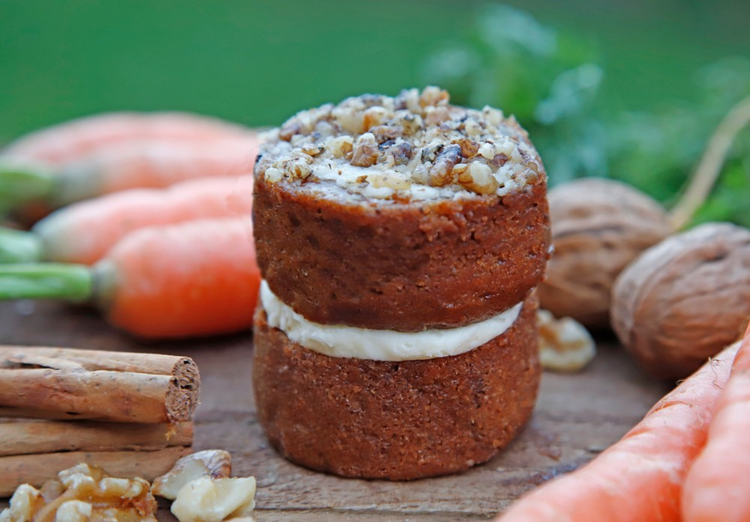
[458,162,499,195]
[286,157,313,180]
[256,86,543,200]
[362,106,388,131]
[424,105,451,126]
[351,133,379,167]
[386,139,414,166]
[370,124,403,143]
[428,144,462,187]
[329,135,354,159]
[419,85,450,107]
[457,138,479,158]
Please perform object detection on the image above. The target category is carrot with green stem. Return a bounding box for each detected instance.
[0,218,259,339]
[1,112,252,165]
[0,176,253,265]
[681,322,750,522]
[495,340,742,522]
[0,137,259,212]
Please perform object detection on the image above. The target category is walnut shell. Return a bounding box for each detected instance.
[611,222,750,380]
[538,178,673,328]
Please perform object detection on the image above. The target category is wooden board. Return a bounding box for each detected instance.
[0,300,670,520]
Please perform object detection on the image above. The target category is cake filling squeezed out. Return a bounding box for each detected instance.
[260,280,523,361]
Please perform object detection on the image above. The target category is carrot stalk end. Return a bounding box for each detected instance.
[0,263,93,302]
[0,228,43,264]
[0,162,55,207]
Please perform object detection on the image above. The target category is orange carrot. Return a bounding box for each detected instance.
[0,113,259,221]
[0,176,253,265]
[2,112,251,165]
[495,341,742,522]
[0,218,259,338]
[0,135,259,210]
[681,322,750,522]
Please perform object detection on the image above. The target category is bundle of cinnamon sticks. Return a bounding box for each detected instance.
[0,346,200,496]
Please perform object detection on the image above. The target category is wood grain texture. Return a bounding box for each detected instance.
[0,301,669,520]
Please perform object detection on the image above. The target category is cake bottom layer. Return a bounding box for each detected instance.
[252,293,541,481]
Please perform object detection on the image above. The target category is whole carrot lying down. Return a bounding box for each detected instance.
[0,137,259,212]
[0,112,260,219]
[0,176,253,265]
[0,218,260,339]
[496,339,743,522]
[681,322,750,522]
[1,112,252,165]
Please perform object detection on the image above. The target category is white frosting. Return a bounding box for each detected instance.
[307,160,510,201]
[260,280,523,361]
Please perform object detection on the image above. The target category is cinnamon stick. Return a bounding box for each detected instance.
[0,420,193,457]
[0,347,200,423]
[0,446,192,496]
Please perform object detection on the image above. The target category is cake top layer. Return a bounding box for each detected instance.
[256,87,544,201]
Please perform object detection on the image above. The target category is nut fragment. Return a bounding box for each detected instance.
[362,106,388,131]
[350,133,379,167]
[0,484,44,522]
[419,85,449,107]
[329,136,353,159]
[170,477,256,522]
[538,178,673,328]
[370,124,403,144]
[428,144,462,187]
[56,500,93,522]
[152,449,232,500]
[457,162,499,194]
[612,222,750,380]
[384,139,413,166]
[537,309,596,372]
[0,464,157,522]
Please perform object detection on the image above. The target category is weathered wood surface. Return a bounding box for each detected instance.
[0,300,670,520]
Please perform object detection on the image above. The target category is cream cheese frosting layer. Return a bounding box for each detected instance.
[260,280,523,361]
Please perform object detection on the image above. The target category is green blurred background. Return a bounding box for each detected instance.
[1,0,747,136]
[1,0,749,222]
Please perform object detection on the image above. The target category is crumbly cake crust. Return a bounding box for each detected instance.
[253,173,549,331]
[252,293,541,480]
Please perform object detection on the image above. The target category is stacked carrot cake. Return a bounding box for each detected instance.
[252,87,550,480]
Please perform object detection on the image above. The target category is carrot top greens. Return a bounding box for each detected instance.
[0,263,93,302]
[423,5,750,228]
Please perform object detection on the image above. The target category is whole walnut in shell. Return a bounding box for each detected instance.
[611,222,750,380]
[538,178,673,328]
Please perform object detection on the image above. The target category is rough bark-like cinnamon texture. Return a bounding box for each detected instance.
[0,446,192,496]
[253,295,541,481]
[612,223,750,380]
[0,347,200,423]
[0,420,193,457]
[253,176,549,331]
